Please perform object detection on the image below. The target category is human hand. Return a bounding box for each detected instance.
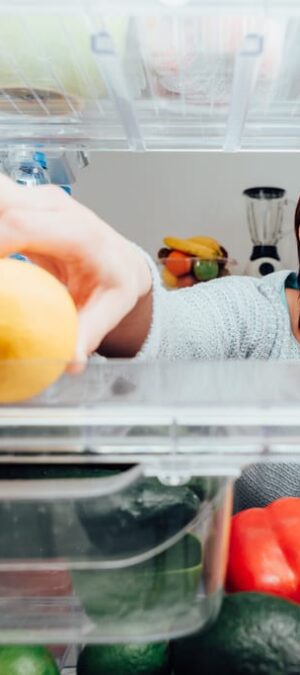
[0,174,152,363]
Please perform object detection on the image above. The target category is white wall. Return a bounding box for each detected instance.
[74,152,300,274]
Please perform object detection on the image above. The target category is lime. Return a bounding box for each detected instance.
[0,646,59,675]
[193,260,219,281]
[77,642,171,675]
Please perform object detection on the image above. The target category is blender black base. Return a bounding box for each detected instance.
[248,246,281,277]
[250,245,280,262]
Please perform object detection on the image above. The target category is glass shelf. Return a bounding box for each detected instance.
[0,0,299,151]
[1,360,300,474]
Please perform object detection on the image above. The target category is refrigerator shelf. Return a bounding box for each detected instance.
[0,360,300,473]
[0,0,299,151]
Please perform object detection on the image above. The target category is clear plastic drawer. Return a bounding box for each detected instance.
[0,358,300,643]
[0,464,232,643]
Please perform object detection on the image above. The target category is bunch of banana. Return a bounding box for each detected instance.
[163,235,223,259]
[158,234,230,289]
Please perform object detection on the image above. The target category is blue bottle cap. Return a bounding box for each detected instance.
[33,151,48,170]
[60,185,72,195]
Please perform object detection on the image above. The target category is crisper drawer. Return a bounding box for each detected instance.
[1,358,300,644]
[0,464,232,643]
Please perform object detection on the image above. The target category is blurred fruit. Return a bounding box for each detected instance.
[77,477,199,557]
[176,274,196,288]
[158,247,171,260]
[163,237,218,260]
[220,245,228,258]
[77,642,171,675]
[0,259,77,403]
[218,246,228,270]
[193,260,219,282]
[73,534,202,639]
[219,267,230,278]
[0,646,59,675]
[162,267,178,288]
[172,593,300,675]
[165,251,192,277]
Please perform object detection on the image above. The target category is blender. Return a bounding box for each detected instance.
[243,186,288,277]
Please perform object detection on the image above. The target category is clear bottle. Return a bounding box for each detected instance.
[7,150,50,186]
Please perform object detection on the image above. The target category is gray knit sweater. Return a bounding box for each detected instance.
[139,263,300,511]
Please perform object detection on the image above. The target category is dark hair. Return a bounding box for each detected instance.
[296,197,300,287]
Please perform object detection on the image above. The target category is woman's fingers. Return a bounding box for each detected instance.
[0,208,85,257]
[0,173,71,214]
[0,179,138,363]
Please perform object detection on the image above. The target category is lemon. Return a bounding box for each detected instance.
[0,259,77,403]
[0,646,59,675]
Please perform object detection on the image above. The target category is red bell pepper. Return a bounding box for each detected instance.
[226,497,300,602]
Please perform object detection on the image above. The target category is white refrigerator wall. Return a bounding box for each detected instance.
[74,153,300,274]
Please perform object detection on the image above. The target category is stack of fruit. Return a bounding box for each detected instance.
[158,235,233,289]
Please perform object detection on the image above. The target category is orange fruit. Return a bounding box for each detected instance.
[0,259,77,403]
[165,251,192,277]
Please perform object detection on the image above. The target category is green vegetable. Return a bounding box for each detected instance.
[73,534,202,638]
[172,592,300,675]
[77,642,171,675]
[77,477,200,557]
[0,646,59,675]
[193,260,219,281]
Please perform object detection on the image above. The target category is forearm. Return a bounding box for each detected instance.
[98,290,153,358]
[98,251,242,362]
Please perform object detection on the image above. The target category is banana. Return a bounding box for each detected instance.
[187,236,222,255]
[163,236,219,260]
[162,267,178,288]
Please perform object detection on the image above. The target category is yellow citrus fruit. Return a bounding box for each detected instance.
[0,259,77,403]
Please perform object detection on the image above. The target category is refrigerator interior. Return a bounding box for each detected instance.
[0,1,300,672]
[0,359,300,656]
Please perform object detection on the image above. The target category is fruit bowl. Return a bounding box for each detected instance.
[158,236,236,289]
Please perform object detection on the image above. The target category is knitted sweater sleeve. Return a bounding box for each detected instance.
[138,255,269,361]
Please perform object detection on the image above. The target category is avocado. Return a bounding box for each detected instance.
[77,642,171,675]
[76,476,200,558]
[172,592,300,675]
[0,465,201,562]
[72,533,202,638]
